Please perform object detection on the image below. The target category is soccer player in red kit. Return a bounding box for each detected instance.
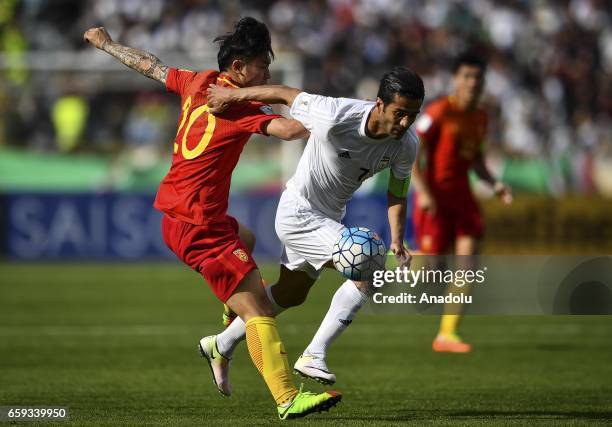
[412,53,512,353]
[84,17,341,419]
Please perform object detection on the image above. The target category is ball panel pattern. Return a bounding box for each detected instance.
[332,227,386,281]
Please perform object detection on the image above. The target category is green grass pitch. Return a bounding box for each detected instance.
[1,262,611,426]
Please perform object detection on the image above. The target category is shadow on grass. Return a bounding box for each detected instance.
[326,409,612,422]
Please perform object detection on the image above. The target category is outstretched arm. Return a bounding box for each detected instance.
[84,27,169,84]
[207,84,301,113]
[264,118,310,140]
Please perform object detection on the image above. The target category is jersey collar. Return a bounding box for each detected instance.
[358,103,393,142]
[358,104,376,139]
[217,73,241,88]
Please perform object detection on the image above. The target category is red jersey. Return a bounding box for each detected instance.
[154,69,281,225]
[415,96,488,196]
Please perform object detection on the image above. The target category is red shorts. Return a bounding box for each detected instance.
[413,192,483,254]
[161,214,257,302]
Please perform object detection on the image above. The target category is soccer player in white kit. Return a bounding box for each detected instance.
[200,67,423,394]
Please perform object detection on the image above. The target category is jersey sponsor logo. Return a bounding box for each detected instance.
[259,105,274,115]
[232,249,249,263]
[377,156,390,170]
[338,318,352,326]
[338,151,351,159]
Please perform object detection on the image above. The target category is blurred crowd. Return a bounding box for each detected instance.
[1,0,611,194]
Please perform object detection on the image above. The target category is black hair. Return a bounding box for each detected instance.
[453,52,487,74]
[214,17,274,71]
[377,66,425,105]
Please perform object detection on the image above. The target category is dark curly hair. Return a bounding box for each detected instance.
[214,17,275,71]
[377,67,425,105]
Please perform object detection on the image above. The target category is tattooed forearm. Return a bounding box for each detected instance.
[102,41,168,83]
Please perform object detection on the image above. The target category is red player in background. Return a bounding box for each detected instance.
[412,53,513,353]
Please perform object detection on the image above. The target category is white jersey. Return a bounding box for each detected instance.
[287,92,418,221]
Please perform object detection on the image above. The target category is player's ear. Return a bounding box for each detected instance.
[230,58,246,76]
[375,97,385,112]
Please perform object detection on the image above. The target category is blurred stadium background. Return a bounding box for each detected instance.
[1,1,611,424]
[0,0,611,258]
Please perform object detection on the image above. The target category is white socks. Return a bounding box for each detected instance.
[216,280,369,360]
[216,285,285,358]
[303,280,368,358]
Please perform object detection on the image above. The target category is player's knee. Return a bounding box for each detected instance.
[273,280,313,308]
[284,287,311,307]
[274,284,310,308]
[230,270,275,319]
[274,265,316,308]
[241,292,275,319]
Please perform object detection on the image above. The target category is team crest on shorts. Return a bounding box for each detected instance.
[233,249,249,262]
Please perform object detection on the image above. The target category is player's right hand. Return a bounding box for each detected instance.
[418,192,437,214]
[494,181,513,205]
[207,84,234,114]
[84,27,112,50]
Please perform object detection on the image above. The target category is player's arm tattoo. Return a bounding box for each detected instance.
[102,41,168,84]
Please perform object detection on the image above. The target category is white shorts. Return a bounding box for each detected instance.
[275,189,346,279]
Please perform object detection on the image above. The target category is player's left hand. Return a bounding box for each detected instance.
[390,242,412,270]
[207,84,234,114]
[83,27,112,50]
[494,181,513,205]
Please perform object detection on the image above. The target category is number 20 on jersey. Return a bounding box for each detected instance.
[174,96,216,160]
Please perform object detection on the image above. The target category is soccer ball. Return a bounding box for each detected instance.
[332,227,386,281]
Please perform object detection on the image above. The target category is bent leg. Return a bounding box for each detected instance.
[303,278,370,358]
[225,269,297,405]
[294,277,370,384]
[216,265,315,358]
[219,223,257,328]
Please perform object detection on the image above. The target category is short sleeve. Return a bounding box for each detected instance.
[166,68,198,96]
[289,92,342,139]
[415,101,444,143]
[390,130,418,180]
[234,103,283,135]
